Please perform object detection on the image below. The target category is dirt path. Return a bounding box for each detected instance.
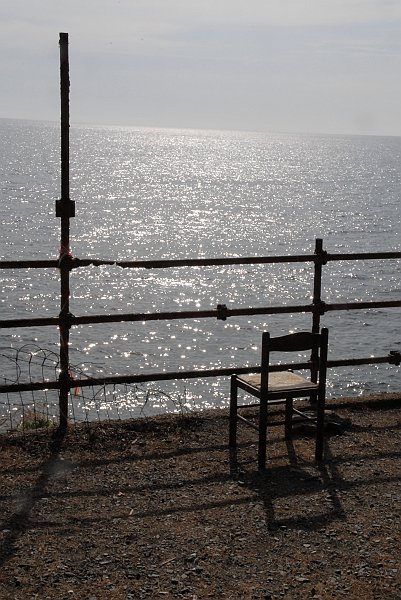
[1,393,400,599]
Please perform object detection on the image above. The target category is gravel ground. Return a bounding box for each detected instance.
[0,392,400,599]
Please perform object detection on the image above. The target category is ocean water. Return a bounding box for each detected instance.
[0,118,400,425]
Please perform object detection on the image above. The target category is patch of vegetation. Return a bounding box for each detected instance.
[20,406,55,431]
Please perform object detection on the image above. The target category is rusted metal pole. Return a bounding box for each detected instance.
[2,249,400,271]
[56,33,75,429]
[312,238,325,334]
[1,350,399,395]
[311,238,326,386]
[1,298,400,329]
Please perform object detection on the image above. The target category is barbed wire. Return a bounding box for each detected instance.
[0,345,193,433]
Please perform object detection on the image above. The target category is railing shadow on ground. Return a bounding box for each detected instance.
[2,401,401,573]
[2,429,400,545]
[0,427,67,570]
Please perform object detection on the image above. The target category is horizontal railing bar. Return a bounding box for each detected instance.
[0,260,59,269]
[1,250,400,271]
[0,317,61,328]
[327,357,394,367]
[0,255,314,270]
[0,355,397,394]
[0,306,311,329]
[81,251,401,268]
[325,300,401,311]
[0,365,264,393]
[72,304,312,325]
[327,251,401,262]
[1,299,400,329]
[74,255,315,268]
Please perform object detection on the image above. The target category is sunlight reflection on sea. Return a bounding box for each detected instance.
[0,120,400,422]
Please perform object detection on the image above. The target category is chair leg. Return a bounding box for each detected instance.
[315,392,325,461]
[258,396,268,470]
[285,396,293,440]
[229,376,238,448]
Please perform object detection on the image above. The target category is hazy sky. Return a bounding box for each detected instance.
[1,0,401,135]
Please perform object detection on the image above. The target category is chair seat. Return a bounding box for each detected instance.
[237,371,319,394]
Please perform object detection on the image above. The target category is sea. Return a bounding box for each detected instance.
[0,118,400,428]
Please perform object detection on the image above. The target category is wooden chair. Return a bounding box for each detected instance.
[229,328,328,470]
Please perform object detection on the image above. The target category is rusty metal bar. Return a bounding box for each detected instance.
[0,260,59,269]
[326,251,401,261]
[311,238,326,385]
[0,317,61,328]
[0,305,312,329]
[327,355,400,368]
[69,255,315,268]
[72,303,313,324]
[1,299,400,330]
[312,238,325,334]
[0,255,315,270]
[2,249,400,271]
[17,252,314,272]
[324,300,401,311]
[1,353,399,395]
[56,32,74,429]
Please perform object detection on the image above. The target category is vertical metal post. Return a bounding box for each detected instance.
[311,238,326,385]
[56,33,75,429]
[312,238,324,334]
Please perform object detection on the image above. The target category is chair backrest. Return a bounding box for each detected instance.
[263,331,325,353]
[260,328,329,392]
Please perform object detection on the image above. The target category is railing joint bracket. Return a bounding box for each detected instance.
[313,301,326,316]
[56,199,75,218]
[58,253,78,271]
[315,250,328,265]
[58,371,74,388]
[389,350,401,366]
[217,304,228,320]
[59,311,74,329]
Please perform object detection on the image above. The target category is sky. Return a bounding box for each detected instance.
[1,0,401,136]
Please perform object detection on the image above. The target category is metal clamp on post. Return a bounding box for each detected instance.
[312,300,326,316]
[388,350,401,366]
[56,199,75,218]
[315,248,328,265]
[58,370,74,390]
[58,253,78,271]
[59,311,74,330]
[58,254,80,271]
[217,304,228,321]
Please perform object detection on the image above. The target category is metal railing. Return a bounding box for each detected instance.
[1,238,400,420]
[0,34,400,429]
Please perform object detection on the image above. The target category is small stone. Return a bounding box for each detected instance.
[295,576,310,583]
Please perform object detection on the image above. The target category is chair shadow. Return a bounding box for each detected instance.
[229,436,346,532]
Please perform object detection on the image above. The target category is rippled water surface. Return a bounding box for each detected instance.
[1,119,400,424]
